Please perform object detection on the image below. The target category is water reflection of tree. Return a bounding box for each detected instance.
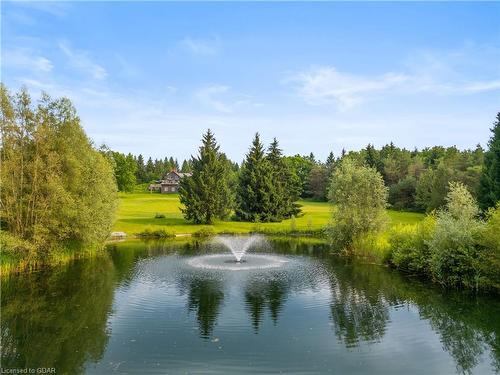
[322,255,500,374]
[179,275,225,339]
[0,256,115,374]
[327,261,392,347]
[413,290,500,374]
[244,276,288,332]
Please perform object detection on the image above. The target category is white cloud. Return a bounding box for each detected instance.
[179,37,219,56]
[290,67,409,109]
[59,41,107,80]
[3,48,53,72]
[15,2,70,18]
[194,85,261,113]
[195,85,232,112]
[290,47,500,109]
[166,86,178,95]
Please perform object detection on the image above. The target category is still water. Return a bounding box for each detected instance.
[1,237,499,374]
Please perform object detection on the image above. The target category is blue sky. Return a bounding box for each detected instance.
[2,2,500,162]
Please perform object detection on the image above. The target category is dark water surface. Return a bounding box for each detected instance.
[1,237,499,374]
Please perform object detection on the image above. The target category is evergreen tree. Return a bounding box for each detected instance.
[164,156,173,171]
[478,113,500,210]
[145,157,155,181]
[365,143,384,174]
[236,133,276,222]
[266,138,301,218]
[136,154,146,183]
[178,129,233,224]
[169,156,176,170]
[326,151,335,169]
[181,159,192,173]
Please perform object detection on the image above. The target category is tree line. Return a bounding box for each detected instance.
[326,115,500,291]
[112,125,496,216]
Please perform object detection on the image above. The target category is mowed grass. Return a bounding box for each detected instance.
[113,193,424,236]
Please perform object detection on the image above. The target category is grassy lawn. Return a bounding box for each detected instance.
[113,193,424,236]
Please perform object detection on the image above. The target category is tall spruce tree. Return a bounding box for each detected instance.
[178,129,233,224]
[479,113,500,210]
[181,159,192,173]
[136,154,146,183]
[266,138,301,219]
[236,133,276,222]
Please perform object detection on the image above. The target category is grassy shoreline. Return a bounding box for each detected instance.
[1,193,424,275]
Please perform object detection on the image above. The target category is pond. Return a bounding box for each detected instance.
[1,236,499,375]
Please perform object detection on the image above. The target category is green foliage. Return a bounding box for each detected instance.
[389,215,435,274]
[426,183,485,289]
[236,133,277,222]
[0,85,118,265]
[415,164,452,212]
[179,129,234,224]
[387,183,500,291]
[283,154,314,198]
[266,138,301,218]
[136,228,175,238]
[479,204,500,289]
[327,158,389,251]
[308,164,329,200]
[181,159,193,173]
[389,176,417,210]
[478,113,500,210]
[192,227,216,238]
[100,149,137,192]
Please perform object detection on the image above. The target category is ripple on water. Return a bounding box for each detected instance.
[187,253,288,271]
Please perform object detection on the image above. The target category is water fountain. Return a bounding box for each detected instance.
[187,235,288,270]
[213,235,265,262]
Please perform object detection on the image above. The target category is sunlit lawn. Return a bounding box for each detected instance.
[113,193,424,236]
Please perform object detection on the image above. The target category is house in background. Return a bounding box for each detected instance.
[148,170,192,194]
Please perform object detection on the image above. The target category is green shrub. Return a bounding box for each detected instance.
[427,183,484,289]
[154,213,166,219]
[192,227,216,238]
[327,159,388,251]
[479,204,500,289]
[389,215,435,274]
[136,228,175,238]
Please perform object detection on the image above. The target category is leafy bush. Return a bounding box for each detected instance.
[0,231,36,258]
[479,204,500,289]
[136,228,175,238]
[389,215,435,274]
[427,183,484,289]
[327,158,388,251]
[192,227,216,238]
[154,213,166,219]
